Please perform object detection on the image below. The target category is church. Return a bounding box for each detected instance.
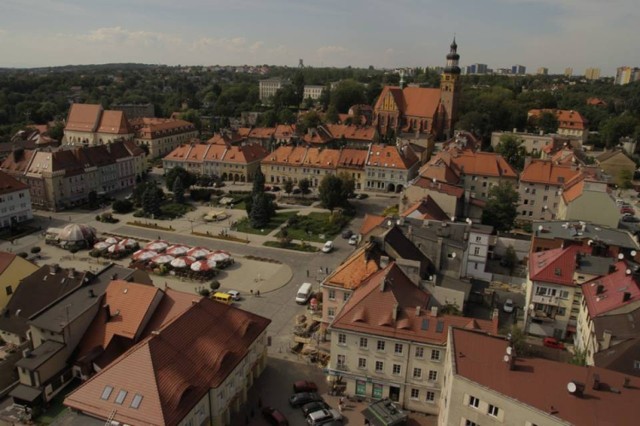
[373,39,461,141]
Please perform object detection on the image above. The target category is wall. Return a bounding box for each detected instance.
[0,188,33,229]
[0,257,38,310]
[494,235,531,261]
[518,182,562,221]
[561,188,619,228]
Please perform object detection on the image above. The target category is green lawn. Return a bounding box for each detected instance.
[277,211,352,243]
[233,211,298,235]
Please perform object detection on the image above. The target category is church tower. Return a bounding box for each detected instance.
[440,38,462,139]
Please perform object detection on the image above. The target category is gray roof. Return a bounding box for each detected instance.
[534,220,639,250]
[28,264,139,333]
[15,340,64,370]
[380,226,431,266]
[401,217,469,249]
[594,338,640,377]
[576,254,615,276]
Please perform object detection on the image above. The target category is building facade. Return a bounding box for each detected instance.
[63,104,134,146]
[259,78,288,102]
[0,170,33,229]
[131,117,198,159]
[303,85,324,100]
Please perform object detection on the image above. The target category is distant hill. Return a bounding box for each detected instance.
[0,63,165,73]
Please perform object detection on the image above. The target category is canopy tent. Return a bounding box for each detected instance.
[132,249,158,262]
[186,247,210,259]
[145,240,169,252]
[166,244,191,256]
[170,256,196,268]
[58,224,97,242]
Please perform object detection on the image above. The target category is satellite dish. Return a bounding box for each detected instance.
[451,216,456,222]
[587,240,593,246]
[618,253,625,260]
[451,252,457,259]
[432,178,437,183]
[626,269,632,275]
[538,225,543,231]
[506,346,513,356]
[387,220,393,227]
[632,250,637,257]
[503,354,510,363]
[567,382,577,393]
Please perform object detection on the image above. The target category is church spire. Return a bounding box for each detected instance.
[444,36,461,75]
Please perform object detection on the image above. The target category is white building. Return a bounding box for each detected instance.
[303,85,324,100]
[0,170,32,229]
[463,223,493,280]
[259,78,288,102]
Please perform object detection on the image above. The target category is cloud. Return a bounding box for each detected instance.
[77,27,182,48]
[191,36,266,54]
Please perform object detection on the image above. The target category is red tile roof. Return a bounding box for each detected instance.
[367,144,418,170]
[131,118,195,139]
[0,251,19,275]
[583,261,640,317]
[325,124,376,142]
[520,159,582,185]
[359,214,386,236]
[0,170,29,195]
[402,87,441,118]
[338,149,368,169]
[65,104,102,132]
[402,197,449,221]
[528,109,588,131]
[331,263,497,344]
[452,327,640,426]
[65,297,270,426]
[529,245,590,286]
[97,110,132,134]
[324,243,381,290]
[410,177,465,198]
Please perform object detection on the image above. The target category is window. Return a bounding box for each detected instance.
[475,236,482,242]
[375,361,384,372]
[115,389,128,405]
[377,340,385,351]
[130,394,143,409]
[343,292,350,301]
[426,391,435,402]
[101,386,113,400]
[5,285,12,296]
[358,358,367,369]
[328,289,336,300]
[415,347,424,358]
[488,404,499,417]
[469,395,479,408]
[360,337,368,349]
[392,364,401,375]
[328,307,336,318]
[338,333,346,345]
[413,368,422,379]
[431,350,441,361]
[428,370,438,381]
[465,420,478,426]
[474,247,480,255]
[394,343,403,354]
[634,360,640,370]
[410,388,419,399]
[337,355,346,367]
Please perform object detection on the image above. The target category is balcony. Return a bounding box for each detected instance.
[532,294,560,306]
[335,364,349,372]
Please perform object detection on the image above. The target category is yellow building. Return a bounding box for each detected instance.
[0,252,38,310]
[585,67,601,80]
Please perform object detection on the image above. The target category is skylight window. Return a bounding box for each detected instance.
[100,385,113,400]
[115,390,128,405]
[130,394,143,409]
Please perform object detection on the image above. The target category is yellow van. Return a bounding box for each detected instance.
[211,292,232,304]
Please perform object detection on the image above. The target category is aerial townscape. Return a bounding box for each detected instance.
[1,2,640,426]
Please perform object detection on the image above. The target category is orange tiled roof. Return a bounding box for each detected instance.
[520,159,582,185]
[96,111,132,135]
[65,297,270,426]
[529,245,590,286]
[325,124,376,142]
[367,144,418,170]
[303,148,340,169]
[528,109,588,131]
[551,147,582,166]
[65,104,103,132]
[402,196,449,221]
[223,144,268,164]
[303,127,333,145]
[452,151,518,178]
[274,124,295,139]
[359,214,386,235]
[0,170,29,194]
[411,177,465,197]
[131,118,195,139]
[338,149,368,169]
[262,146,309,165]
[331,263,497,344]
[248,127,276,139]
[374,87,405,112]
[324,243,381,290]
[402,86,441,118]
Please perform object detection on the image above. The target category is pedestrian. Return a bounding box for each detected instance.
[256,290,260,297]
[338,402,343,414]
[250,289,254,296]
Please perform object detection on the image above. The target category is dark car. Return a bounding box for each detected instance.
[341,229,353,239]
[293,380,318,393]
[621,207,635,215]
[289,392,323,407]
[301,401,330,416]
[543,337,565,350]
[262,406,288,426]
[292,188,302,194]
[272,186,281,192]
[621,215,640,223]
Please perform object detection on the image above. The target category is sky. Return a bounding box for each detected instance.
[0,0,638,76]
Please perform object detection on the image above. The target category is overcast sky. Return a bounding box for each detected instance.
[1,0,637,75]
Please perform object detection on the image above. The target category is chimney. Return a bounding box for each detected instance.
[392,303,399,321]
[602,329,612,350]
[596,284,604,295]
[415,306,421,316]
[49,264,60,275]
[567,381,585,397]
[592,373,601,390]
[430,306,438,317]
[88,289,95,298]
[623,292,632,302]
[623,377,631,388]
[104,304,111,322]
[380,256,390,268]
[111,273,118,280]
[68,268,75,279]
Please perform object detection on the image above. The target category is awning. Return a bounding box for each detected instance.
[10,384,42,403]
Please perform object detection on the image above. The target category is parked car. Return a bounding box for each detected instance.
[272,186,281,192]
[321,241,334,253]
[348,235,358,245]
[503,299,514,313]
[226,290,241,301]
[621,215,640,223]
[341,229,353,239]
[621,206,635,215]
[306,408,342,426]
[301,401,330,417]
[293,380,318,393]
[543,337,565,350]
[262,407,289,426]
[292,188,302,194]
[289,392,323,407]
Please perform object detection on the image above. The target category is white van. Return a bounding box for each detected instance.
[296,282,313,304]
[306,408,342,425]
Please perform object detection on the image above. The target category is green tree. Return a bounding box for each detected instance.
[299,178,310,194]
[278,108,296,124]
[112,199,134,214]
[600,115,640,148]
[284,179,294,194]
[482,181,519,232]
[536,111,558,134]
[455,111,491,141]
[297,110,322,135]
[330,80,366,113]
[325,105,339,124]
[495,134,526,170]
[142,185,161,217]
[502,245,518,274]
[172,175,185,204]
[177,109,202,131]
[618,169,634,189]
[165,166,195,192]
[258,110,278,127]
[503,325,531,356]
[319,173,354,212]
[48,121,65,141]
[252,166,266,194]
[249,192,271,228]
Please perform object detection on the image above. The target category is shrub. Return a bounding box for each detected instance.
[95,215,101,222]
[17,252,28,258]
[30,247,41,254]
[112,199,134,214]
[210,280,220,290]
[89,250,101,258]
[198,288,211,297]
